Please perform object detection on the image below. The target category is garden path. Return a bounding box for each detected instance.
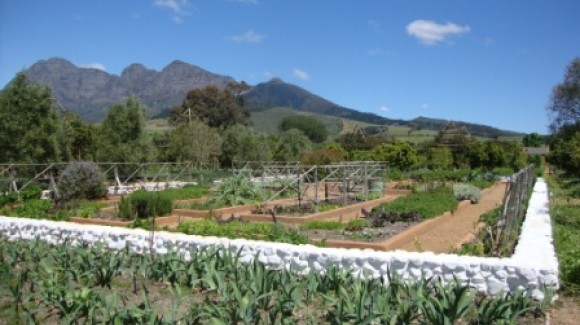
[380,182,507,253]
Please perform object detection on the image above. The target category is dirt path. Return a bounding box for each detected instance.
[380,182,507,253]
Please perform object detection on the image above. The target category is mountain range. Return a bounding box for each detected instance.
[17,57,522,138]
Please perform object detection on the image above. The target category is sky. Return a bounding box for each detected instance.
[1,0,579,134]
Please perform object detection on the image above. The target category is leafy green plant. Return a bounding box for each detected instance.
[212,174,265,206]
[453,183,481,203]
[373,186,458,220]
[126,190,173,219]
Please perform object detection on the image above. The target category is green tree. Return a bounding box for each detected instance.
[370,140,418,170]
[467,140,489,169]
[426,146,453,169]
[549,131,580,177]
[167,120,222,167]
[547,58,579,133]
[522,132,546,147]
[220,125,272,167]
[274,129,312,161]
[59,112,99,161]
[97,97,155,163]
[170,85,250,128]
[278,115,328,143]
[0,73,60,163]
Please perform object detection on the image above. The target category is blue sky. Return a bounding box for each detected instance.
[1,0,578,134]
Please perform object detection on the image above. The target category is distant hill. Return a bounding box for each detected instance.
[244,78,523,139]
[409,116,523,138]
[15,57,524,138]
[21,58,235,122]
[244,78,406,126]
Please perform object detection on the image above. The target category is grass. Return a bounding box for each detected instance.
[547,173,580,293]
[158,184,209,201]
[301,219,369,231]
[373,187,458,219]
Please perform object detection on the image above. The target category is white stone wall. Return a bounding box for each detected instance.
[0,179,558,299]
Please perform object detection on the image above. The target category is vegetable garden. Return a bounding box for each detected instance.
[0,237,553,324]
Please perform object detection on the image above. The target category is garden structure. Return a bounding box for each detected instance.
[231,160,389,206]
[0,161,200,196]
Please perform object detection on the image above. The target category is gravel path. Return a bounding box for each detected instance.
[380,182,507,253]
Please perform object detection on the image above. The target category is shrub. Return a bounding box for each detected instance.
[58,161,107,200]
[453,183,481,203]
[123,190,172,219]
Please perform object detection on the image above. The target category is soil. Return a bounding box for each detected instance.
[549,295,580,325]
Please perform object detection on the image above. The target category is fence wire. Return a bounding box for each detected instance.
[496,164,536,251]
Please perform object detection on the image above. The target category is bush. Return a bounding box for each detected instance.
[58,161,107,200]
[121,190,172,219]
[453,183,481,203]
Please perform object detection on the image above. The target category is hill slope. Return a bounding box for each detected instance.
[22,58,235,122]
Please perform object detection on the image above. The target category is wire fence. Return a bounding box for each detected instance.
[494,164,536,253]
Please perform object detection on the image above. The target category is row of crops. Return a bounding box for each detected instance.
[0,236,552,324]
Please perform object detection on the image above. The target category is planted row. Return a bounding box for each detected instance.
[0,236,552,324]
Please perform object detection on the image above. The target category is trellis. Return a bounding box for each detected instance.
[0,162,197,194]
[232,161,389,208]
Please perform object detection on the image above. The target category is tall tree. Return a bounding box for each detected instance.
[370,141,418,170]
[220,125,272,167]
[170,85,250,128]
[274,129,312,161]
[547,58,580,133]
[0,73,60,163]
[522,132,546,147]
[97,97,155,163]
[167,120,222,167]
[58,112,99,161]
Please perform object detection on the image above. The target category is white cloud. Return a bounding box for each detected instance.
[406,20,470,45]
[80,63,106,71]
[154,0,187,13]
[153,0,190,22]
[293,68,310,81]
[229,30,264,43]
[421,102,429,109]
[378,105,390,112]
[263,71,274,79]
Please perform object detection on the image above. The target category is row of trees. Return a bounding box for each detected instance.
[0,72,547,173]
[546,57,579,177]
